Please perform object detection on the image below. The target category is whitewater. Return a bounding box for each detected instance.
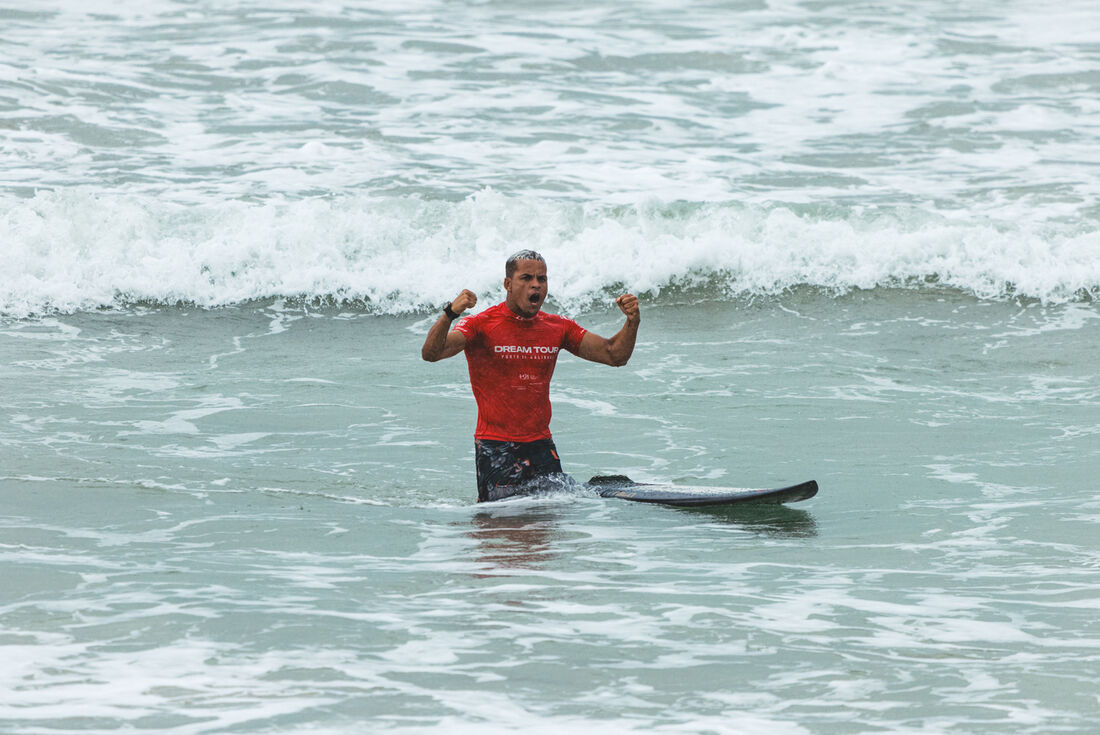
[3,0,1100,315]
[4,191,1099,317]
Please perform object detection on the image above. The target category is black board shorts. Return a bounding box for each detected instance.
[475,438,572,502]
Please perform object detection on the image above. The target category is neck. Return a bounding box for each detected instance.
[505,301,538,319]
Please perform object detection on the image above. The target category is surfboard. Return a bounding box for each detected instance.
[585,475,818,507]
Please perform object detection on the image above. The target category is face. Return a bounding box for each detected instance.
[504,259,548,318]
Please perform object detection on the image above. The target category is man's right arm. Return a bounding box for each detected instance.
[421,289,477,362]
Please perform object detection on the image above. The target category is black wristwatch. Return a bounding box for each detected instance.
[443,304,460,320]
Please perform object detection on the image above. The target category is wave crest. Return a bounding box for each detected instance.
[3,189,1097,317]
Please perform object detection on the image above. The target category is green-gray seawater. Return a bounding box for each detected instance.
[3,292,1097,733]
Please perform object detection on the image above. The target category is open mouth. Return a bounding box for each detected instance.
[528,294,542,304]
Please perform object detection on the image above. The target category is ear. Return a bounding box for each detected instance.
[503,276,512,291]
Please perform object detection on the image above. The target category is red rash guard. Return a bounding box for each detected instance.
[454,302,587,442]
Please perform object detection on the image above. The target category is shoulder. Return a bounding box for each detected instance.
[539,312,584,331]
[477,302,511,325]
[537,311,587,348]
[455,302,506,335]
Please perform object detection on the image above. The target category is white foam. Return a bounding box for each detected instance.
[3,190,1097,318]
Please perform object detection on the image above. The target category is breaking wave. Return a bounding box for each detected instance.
[3,189,1097,318]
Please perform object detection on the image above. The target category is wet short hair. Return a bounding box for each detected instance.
[505,249,546,278]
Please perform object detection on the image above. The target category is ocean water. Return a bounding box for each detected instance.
[2,1,1099,733]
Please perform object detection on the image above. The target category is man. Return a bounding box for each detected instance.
[421,249,640,502]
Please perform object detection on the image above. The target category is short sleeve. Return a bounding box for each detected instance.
[561,317,587,354]
[453,313,479,341]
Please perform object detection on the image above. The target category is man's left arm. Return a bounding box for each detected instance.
[575,294,640,367]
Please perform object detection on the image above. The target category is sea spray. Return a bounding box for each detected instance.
[3,189,1098,318]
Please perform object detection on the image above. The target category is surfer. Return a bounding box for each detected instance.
[421,249,640,502]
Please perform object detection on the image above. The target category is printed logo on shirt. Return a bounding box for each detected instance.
[492,345,554,354]
[494,345,560,359]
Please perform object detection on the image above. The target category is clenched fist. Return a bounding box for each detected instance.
[615,293,640,322]
[450,289,478,316]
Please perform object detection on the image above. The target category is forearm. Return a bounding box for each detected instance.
[421,314,454,362]
[422,290,476,362]
[606,315,640,366]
